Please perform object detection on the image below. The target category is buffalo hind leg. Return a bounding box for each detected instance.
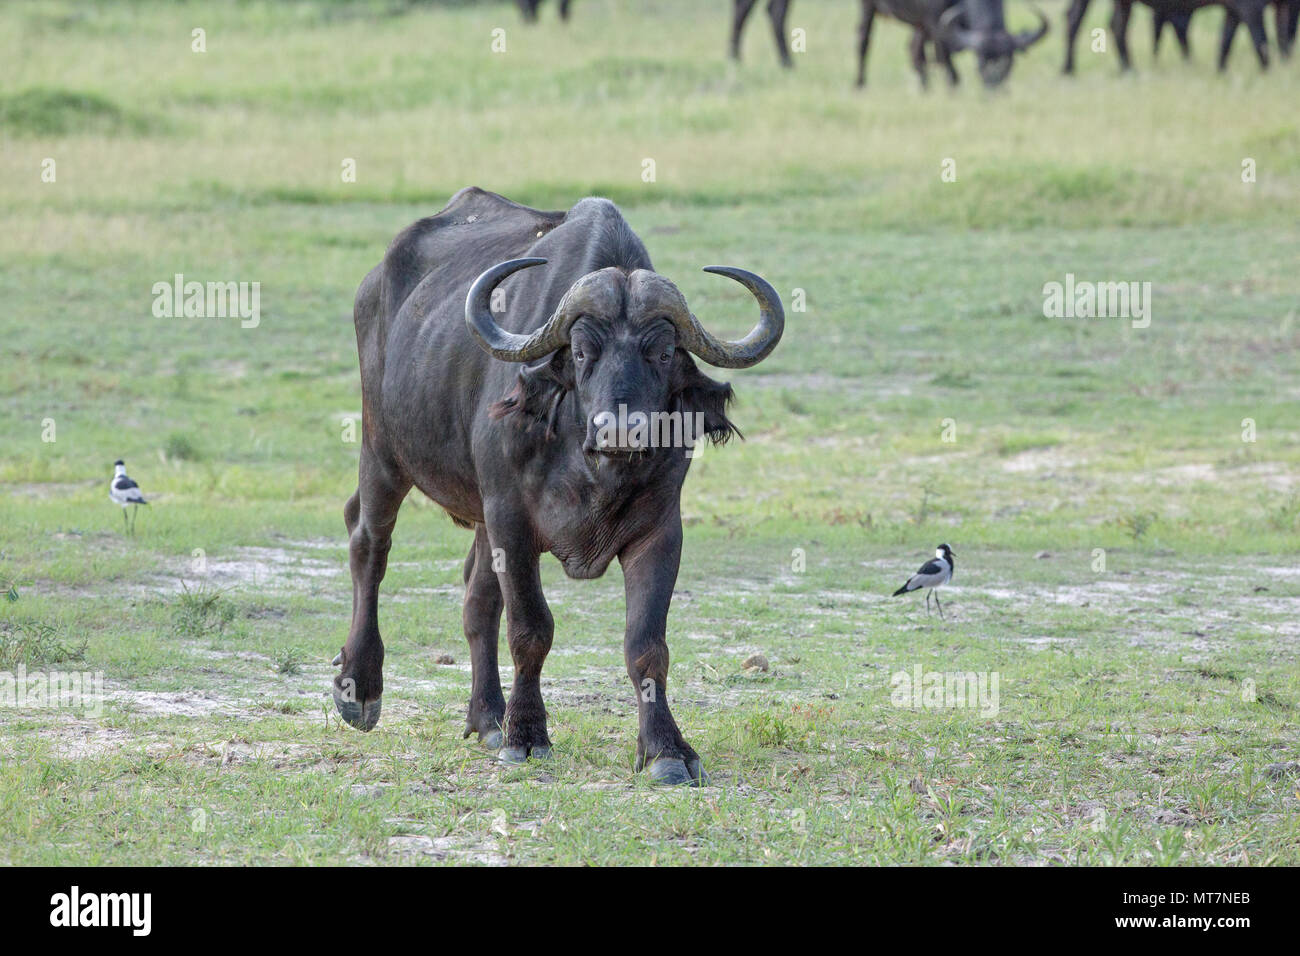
[1246,10,1271,67]
[1174,17,1192,58]
[1218,9,1241,69]
[621,527,705,786]
[855,0,876,87]
[1152,12,1191,57]
[1063,0,1092,73]
[910,29,930,90]
[333,451,410,731]
[731,0,759,60]
[1111,0,1134,71]
[936,41,961,86]
[461,525,507,749]
[767,0,793,67]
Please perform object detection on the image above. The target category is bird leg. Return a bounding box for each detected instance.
[925,590,932,615]
[934,590,944,620]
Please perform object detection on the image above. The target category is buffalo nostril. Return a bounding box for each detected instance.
[589,405,655,452]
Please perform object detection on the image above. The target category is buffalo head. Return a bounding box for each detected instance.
[939,1,1049,87]
[465,259,784,459]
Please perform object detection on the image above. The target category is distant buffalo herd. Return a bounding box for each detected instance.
[515,0,1297,87]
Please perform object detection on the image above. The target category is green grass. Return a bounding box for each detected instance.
[0,0,1298,865]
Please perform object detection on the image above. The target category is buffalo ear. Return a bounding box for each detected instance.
[489,348,574,438]
[672,353,740,445]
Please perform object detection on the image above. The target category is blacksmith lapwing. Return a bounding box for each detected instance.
[891,544,955,618]
[109,460,148,534]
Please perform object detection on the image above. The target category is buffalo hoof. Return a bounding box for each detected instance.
[497,743,551,764]
[646,757,708,787]
[463,724,503,750]
[333,685,382,732]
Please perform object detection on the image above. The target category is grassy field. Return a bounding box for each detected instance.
[1,0,1298,865]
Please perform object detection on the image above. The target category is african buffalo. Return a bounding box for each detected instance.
[731,0,1048,88]
[332,188,784,786]
[1223,0,1297,60]
[918,0,1051,87]
[1063,0,1275,72]
[516,0,571,21]
[1149,1,1296,62]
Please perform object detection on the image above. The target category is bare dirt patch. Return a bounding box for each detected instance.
[1001,448,1085,474]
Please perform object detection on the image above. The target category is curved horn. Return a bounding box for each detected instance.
[671,267,785,369]
[938,5,978,52]
[464,257,577,363]
[1012,5,1049,49]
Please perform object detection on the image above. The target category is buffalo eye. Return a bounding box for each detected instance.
[649,332,674,365]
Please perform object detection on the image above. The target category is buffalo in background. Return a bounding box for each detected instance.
[730,0,1294,80]
[516,0,571,21]
[1063,0,1294,72]
[732,0,1049,88]
[918,0,1051,87]
[1151,2,1298,63]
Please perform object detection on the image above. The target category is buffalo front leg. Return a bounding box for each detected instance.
[461,525,506,749]
[620,525,706,787]
[333,452,410,731]
[487,517,553,763]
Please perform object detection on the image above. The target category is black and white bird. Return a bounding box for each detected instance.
[891,544,955,618]
[109,459,148,534]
